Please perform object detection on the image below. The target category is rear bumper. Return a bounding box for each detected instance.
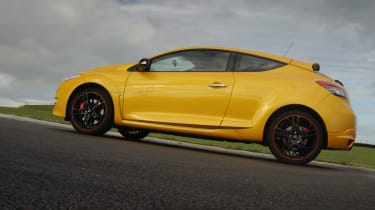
[327,129,356,150]
[315,94,356,150]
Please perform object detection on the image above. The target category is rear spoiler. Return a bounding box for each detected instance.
[312,63,320,71]
[289,59,320,72]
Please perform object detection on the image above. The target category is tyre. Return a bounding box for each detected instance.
[266,110,324,165]
[69,88,113,135]
[118,126,150,140]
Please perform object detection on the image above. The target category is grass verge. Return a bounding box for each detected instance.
[0,105,374,169]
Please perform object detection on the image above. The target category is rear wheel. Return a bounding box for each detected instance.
[266,110,324,165]
[118,126,150,140]
[69,88,113,135]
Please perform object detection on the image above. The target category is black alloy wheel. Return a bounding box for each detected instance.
[118,126,150,140]
[267,110,324,164]
[69,88,113,135]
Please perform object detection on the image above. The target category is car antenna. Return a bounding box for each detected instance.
[283,41,294,57]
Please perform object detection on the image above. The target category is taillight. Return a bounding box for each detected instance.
[316,80,347,98]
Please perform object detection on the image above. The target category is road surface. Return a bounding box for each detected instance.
[0,116,374,209]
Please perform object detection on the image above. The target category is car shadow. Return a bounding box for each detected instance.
[49,126,348,171]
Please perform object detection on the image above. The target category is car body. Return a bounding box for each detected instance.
[53,46,356,164]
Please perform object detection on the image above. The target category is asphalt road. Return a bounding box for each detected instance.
[0,116,374,210]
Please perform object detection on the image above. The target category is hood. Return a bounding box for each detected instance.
[83,63,136,74]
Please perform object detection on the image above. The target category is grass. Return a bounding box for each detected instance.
[0,105,374,169]
[0,105,67,124]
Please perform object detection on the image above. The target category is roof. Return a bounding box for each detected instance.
[148,46,292,64]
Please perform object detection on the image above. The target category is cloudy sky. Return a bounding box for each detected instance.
[0,0,374,144]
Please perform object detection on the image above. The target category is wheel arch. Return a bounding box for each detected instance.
[262,104,328,148]
[65,83,114,122]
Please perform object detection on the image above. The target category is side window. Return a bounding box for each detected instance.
[150,50,230,72]
[150,54,194,71]
[235,54,285,72]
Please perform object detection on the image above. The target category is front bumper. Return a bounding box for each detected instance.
[52,77,80,120]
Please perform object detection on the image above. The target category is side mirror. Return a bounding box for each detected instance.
[137,58,150,72]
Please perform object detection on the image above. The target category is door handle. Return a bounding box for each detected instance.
[208,83,228,88]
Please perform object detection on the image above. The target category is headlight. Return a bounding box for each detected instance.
[63,75,79,81]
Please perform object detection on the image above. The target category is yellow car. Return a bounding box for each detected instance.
[53,46,356,164]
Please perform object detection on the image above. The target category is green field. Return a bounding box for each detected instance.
[0,105,374,169]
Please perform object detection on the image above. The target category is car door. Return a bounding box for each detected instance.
[221,53,287,128]
[122,50,234,127]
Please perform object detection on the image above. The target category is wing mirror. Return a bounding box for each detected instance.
[137,58,150,72]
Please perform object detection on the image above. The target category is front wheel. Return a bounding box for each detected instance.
[266,110,324,165]
[69,88,113,136]
[118,126,150,140]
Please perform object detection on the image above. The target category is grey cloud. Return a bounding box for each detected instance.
[259,0,375,45]
[1,0,374,90]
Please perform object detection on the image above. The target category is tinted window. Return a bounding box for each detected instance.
[150,50,230,72]
[235,54,285,72]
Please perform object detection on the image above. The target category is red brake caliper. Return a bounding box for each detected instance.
[300,126,309,132]
[79,102,85,111]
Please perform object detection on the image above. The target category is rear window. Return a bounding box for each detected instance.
[235,54,286,72]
